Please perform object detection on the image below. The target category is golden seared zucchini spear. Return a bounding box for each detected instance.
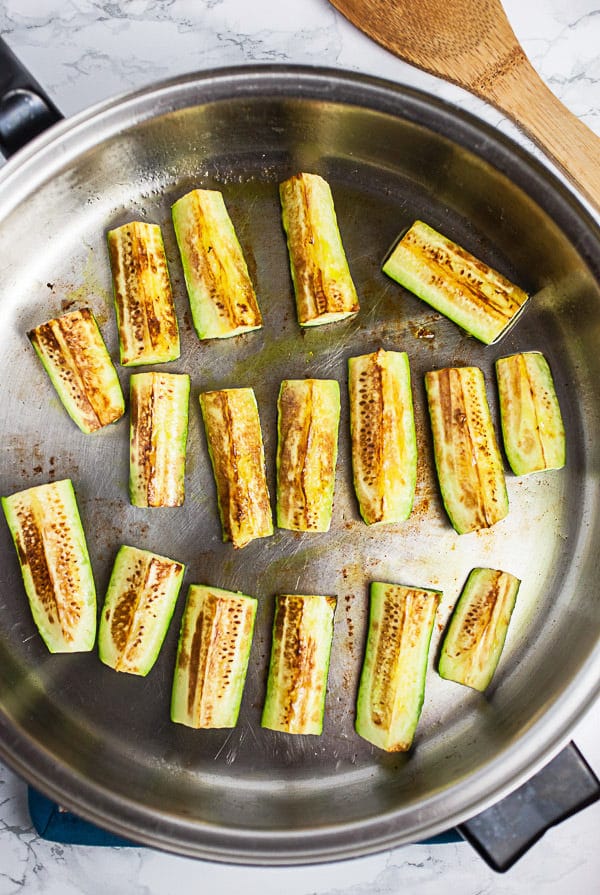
[2,479,96,653]
[438,567,520,691]
[383,221,529,345]
[171,585,257,729]
[356,582,441,752]
[28,307,124,434]
[107,221,180,365]
[199,387,273,549]
[262,594,336,736]
[425,366,508,534]
[276,379,340,532]
[280,172,360,327]
[172,188,263,340]
[348,348,417,525]
[129,371,190,508]
[99,544,185,676]
[496,351,566,476]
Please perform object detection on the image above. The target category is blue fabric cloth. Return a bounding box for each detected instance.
[28,787,463,848]
[28,788,138,847]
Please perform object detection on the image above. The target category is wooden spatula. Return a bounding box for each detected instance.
[330,0,600,211]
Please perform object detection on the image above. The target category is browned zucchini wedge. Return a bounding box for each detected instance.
[261,594,336,735]
[276,379,340,532]
[171,584,257,729]
[28,307,124,434]
[98,544,185,676]
[107,221,180,365]
[383,221,529,344]
[348,348,417,525]
[172,188,263,340]
[280,172,360,326]
[356,582,441,752]
[2,479,96,653]
[425,366,508,534]
[439,567,520,691]
[129,371,190,508]
[496,351,566,475]
[199,387,273,549]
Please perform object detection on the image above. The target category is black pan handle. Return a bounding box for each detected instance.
[0,36,63,157]
[458,741,600,872]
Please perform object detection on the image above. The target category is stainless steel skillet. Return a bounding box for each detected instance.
[0,49,598,869]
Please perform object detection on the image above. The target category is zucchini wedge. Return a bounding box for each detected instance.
[261,594,336,735]
[199,388,273,549]
[425,366,508,534]
[280,172,360,326]
[496,351,566,476]
[28,308,124,434]
[276,379,340,532]
[129,371,190,508]
[107,221,180,365]
[2,479,96,653]
[172,188,263,340]
[356,582,441,752]
[439,567,520,691]
[348,348,417,525]
[171,584,257,729]
[383,221,529,345]
[98,544,185,676]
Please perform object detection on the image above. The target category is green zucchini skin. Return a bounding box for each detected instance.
[98,544,185,676]
[28,308,124,434]
[280,172,360,327]
[199,387,273,549]
[383,221,529,345]
[348,348,417,525]
[439,568,520,691]
[129,371,190,508]
[171,585,257,729]
[107,221,180,366]
[172,188,263,340]
[356,582,440,752]
[276,379,340,532]
[425,366,508,535]
[496,351,566,476]
[2,479,96,653]
[261,594,336,735]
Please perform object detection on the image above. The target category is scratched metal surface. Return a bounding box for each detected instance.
[0,68,599,862]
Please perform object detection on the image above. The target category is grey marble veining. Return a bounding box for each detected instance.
[0,0,597,134]
[0,1,599,893]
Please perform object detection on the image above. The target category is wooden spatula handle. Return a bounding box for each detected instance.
[481,49,600,210]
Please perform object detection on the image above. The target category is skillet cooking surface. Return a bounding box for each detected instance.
[0,68,599,862]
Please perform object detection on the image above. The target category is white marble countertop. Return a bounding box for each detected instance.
[0,1,599,892]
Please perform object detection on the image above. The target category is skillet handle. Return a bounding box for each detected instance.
[458,742,600,873]
[0,36,63,157]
